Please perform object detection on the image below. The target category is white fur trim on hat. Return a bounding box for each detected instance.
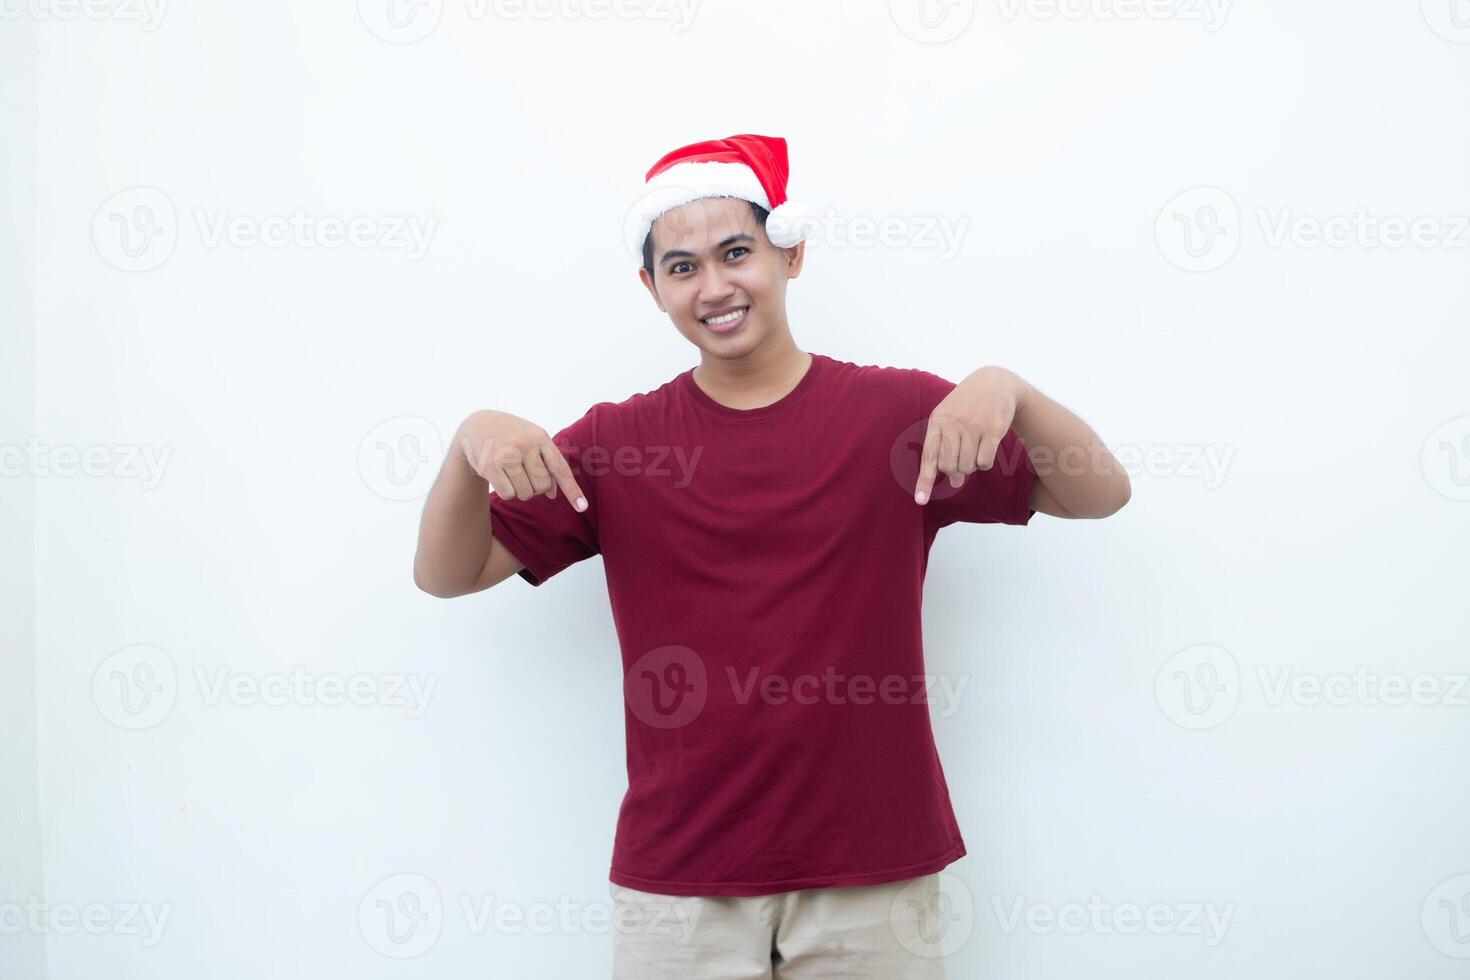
[764,201,815,249]
[625,160,809,258]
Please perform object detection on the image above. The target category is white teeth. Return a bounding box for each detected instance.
[703,308,745,325]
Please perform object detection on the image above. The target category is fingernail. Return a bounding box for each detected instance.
[915,491,927,504]
[576,497,587,511]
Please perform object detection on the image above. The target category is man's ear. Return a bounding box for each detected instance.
[637,266,667,312]
[784,240,806,280]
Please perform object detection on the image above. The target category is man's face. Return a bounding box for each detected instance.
[638,196,804,358]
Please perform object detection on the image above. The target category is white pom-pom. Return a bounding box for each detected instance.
[765,201,816,248]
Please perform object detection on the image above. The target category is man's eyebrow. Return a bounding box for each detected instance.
[659,233,757,267]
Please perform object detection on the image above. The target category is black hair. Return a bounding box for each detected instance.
[642,199,771,277]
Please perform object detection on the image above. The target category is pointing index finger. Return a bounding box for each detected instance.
[914,419,941,505]
[542,441,589,512]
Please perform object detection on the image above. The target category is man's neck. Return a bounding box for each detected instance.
[692,337,812,411]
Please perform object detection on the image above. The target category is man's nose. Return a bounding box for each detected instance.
[696,264,735,305]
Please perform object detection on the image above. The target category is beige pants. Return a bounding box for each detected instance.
[609,873,949,979]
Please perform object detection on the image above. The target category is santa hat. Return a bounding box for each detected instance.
[624,133,813,259]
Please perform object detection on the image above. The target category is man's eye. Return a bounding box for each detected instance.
[670,262,693,274]
[726,247,749,260]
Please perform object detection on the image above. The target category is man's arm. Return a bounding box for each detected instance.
[1006,376,1131,520]
[915,366,1130,520]
[412,439,522,597]
[413,409,585,598]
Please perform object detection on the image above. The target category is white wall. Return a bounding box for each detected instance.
[1,11,48,980]
[12,1,1470,978]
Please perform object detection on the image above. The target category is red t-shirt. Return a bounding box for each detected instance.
[487,352,1038,897]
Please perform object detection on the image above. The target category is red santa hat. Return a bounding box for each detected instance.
[625,133,813,259]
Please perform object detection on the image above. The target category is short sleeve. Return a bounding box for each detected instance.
[911,369,1039,530]
[487,404,602,587]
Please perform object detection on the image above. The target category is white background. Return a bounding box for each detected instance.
[3,0,1469,977]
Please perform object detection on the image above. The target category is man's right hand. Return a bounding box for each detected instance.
[457,410,588,512]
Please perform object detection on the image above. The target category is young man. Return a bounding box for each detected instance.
[414,134,1131,978]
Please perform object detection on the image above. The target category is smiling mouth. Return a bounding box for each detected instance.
[700,306,749,332]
